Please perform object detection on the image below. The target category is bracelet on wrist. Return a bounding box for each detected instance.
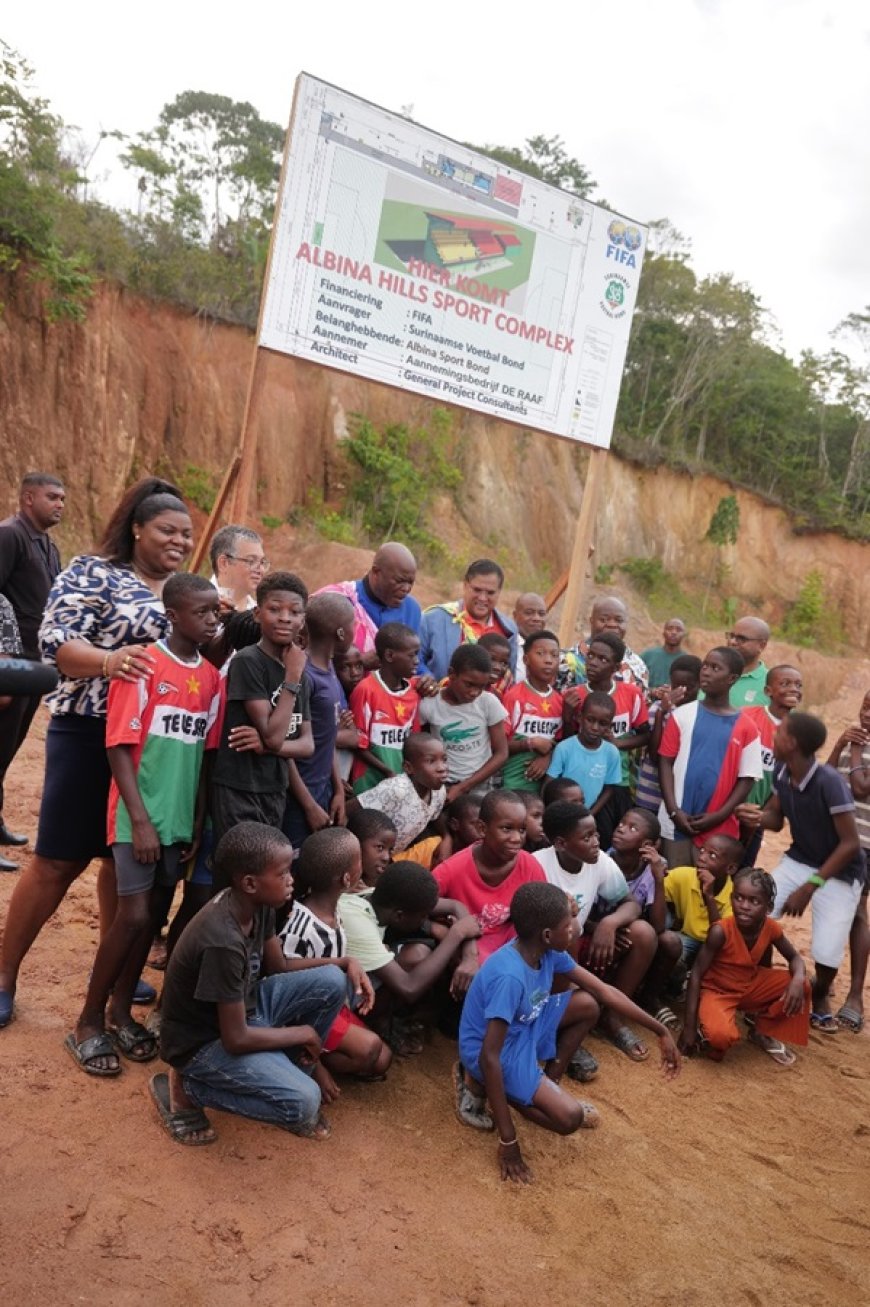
[805,873,826,889]
[848,764,867,774]
[102,653,110,678]
[282,680,302,695]
[497,1136,518,1148]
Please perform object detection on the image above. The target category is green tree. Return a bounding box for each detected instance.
[472,134,596,198]
[0,40,92,318]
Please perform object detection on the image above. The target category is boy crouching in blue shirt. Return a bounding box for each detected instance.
[153,822,370,1145]
[456,882,681,1184]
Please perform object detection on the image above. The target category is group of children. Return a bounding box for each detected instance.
[53,571,869,1183]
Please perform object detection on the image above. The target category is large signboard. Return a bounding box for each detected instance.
[259,75,646,448]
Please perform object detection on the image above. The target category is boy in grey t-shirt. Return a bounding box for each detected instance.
[418,644,508,801]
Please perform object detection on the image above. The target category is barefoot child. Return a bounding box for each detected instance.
[154,822,365,1145]
[501,631,563,792]
[280,828,391,1082]
[66,575,223,1076]
[456,881,681,1184]
[679,868,810,1065]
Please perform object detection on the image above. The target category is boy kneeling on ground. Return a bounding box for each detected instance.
[152,822,371,1146]
[455,882,681,1185]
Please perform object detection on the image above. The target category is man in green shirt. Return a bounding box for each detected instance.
[726,617,770,707]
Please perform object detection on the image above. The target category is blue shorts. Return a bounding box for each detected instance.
[460,989,571,1107]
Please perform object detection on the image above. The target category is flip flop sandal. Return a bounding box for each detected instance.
[566,1047,599,1083]
[576,1101,601,1129]
[835,1005,865,1033]
[810,1011,839,1035]
[64,1031,121,1078]
[653,1006,680,1031]
[452,1061,494,1131]
[748,1033,797,1067]
[108,1020,159,1063]
[149,1073,216,1146]
[608,1026,650,1062]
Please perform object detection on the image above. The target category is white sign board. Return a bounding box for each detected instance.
[259,75,646,448]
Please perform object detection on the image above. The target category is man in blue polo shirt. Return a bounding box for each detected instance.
[315,542,421,670]
[748,711,863,1033]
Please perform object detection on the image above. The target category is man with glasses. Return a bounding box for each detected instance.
[209,525,267,612]
[726,617,770,707]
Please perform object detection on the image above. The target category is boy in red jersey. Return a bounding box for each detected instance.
[502,631,563,792]
[736,664,802,859]
[67,575,222,1076]
[350,622,423,794]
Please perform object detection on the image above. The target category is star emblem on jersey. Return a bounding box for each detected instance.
[186,674,201,695]
[395,702,408,721]
[540,698,551,712]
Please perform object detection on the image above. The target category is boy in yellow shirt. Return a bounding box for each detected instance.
[664,834,743,966]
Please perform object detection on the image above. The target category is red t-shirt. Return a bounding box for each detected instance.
[434,845,545,960]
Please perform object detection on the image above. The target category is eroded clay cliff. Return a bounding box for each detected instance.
[1,274,867,643]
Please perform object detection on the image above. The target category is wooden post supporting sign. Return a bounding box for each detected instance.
[556,446,608,648]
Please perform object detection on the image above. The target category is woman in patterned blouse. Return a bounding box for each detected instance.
[0,477,194,1032]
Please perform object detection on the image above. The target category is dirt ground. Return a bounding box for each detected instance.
[1,622,869,1306]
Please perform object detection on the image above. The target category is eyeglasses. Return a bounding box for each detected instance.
[725,632,752,643]
[227,554,269,572]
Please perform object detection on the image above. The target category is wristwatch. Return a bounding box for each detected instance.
[282,681,302,695]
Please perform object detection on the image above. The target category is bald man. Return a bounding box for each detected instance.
[557,595,649,692]
[726,617,770,707]
[315,542,421,668]
[511,592,547,678]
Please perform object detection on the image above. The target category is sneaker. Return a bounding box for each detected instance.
[452,1060,493,1131]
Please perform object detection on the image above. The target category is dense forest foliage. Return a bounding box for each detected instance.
[1,41,868,537]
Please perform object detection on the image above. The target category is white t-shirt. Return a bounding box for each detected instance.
[419,690,507,783]
[533,846,630,928]
[356,771,447,851]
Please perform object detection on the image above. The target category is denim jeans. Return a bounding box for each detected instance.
[181,966,346,1133]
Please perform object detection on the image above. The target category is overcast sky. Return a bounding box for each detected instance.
[5,0,869,360]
